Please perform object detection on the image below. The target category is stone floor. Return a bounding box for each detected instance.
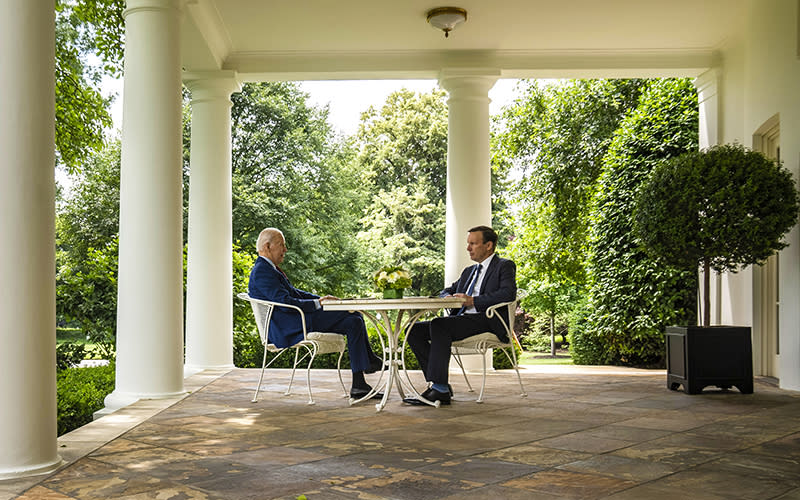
[3,365,800,500]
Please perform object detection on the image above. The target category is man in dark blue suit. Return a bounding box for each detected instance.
[405,226,517,406]
[248,228,382,399]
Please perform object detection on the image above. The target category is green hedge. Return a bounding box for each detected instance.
[57,364,115,436]
[581,78,699,367]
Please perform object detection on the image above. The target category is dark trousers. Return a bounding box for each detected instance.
[309,310,372,372]
[406,314,504,385]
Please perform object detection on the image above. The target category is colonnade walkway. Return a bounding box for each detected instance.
[3,364,800,499]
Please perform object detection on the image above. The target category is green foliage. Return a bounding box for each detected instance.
[56,328,86,344]
[57,142,121,359]
[68,0,126,76]
[635,143,799,274]
[356,186,446,295]
[352,89,450,296]
[581,78,699,367]
[568,297,612,365]
[56,342,88,371]
[57,364,115,436]
[500,80,648,329]
[355,89,449,200]
[56,240,119,360]
[233,244,257,335]
[232,330,266,368]
[231,83,363,296]
[492,342,522,369]
[521,315,569,353]
[54,0,123,172]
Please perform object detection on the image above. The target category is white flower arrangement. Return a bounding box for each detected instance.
[373,265,412,291]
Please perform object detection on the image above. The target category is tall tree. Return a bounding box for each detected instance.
[496,79,646,352]
[356,185,446,295]
[56,140,122,358]
[54,0,125,172]
[352,89,449,293]
[579,78,699,366]
[230,82,363,296]
[355,89,449,200]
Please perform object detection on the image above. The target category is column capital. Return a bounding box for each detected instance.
[438,68,501,96]
[184,71,242,102]
[693,68,719,100]
[123,0,184,19]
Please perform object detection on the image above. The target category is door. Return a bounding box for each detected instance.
[753,116,780,378]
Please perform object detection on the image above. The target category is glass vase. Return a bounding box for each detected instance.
[382,288,404,299]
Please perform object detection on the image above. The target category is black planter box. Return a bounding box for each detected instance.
[665,326,753,394]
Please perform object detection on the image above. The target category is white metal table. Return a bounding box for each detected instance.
[322,296,464,411]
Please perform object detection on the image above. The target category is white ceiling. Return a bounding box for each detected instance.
[181,0,750,81]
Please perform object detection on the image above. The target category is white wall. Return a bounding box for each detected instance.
[717,0,800,390]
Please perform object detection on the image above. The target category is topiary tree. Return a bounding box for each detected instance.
[634,143,800,326]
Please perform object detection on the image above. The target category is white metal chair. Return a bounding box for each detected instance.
[451,293,528,403]
[237,292,347,405]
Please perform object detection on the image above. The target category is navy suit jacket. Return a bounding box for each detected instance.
[441,255,517,334]
[248,256,320,348]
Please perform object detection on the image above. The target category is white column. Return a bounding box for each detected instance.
[694,69,722,325]
[184,72,240,373]
[0,1,61,478]
[105,0,185,411]
[439,69,500,284]
[439,69,499,373]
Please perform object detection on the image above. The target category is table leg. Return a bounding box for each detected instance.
[351,309,399,411]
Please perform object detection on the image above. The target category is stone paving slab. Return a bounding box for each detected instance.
[4,366,800,500]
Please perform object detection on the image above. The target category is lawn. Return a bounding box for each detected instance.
[519,349,573,365]
[57,327,89,344]
[57,328,109,360]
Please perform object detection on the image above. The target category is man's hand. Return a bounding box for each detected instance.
[453,293,473,307]
[319,295,339,302]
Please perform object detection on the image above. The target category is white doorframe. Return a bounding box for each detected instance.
[753,114,781,378]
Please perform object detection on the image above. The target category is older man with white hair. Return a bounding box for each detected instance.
[249,227,383,399]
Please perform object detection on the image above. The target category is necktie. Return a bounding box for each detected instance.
[457,264,482,315]
[466,264,482,296]
[276,266,289,282]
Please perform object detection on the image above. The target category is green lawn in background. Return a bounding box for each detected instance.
[57,328,88,344]
[519,350,573,365]
[57,328,107,360]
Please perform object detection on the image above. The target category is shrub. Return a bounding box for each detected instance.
[57,364,115,436]
[233,326,390,370]
[569,298,612,365]
[584,78,699,367]
[56,341,87,371]
[492,341,522,369]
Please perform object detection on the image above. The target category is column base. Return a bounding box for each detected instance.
[0,457,63,481]
[183,363,235,378]
[102,387,187,414]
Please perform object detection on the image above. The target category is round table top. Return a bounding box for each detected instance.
[322,296,464,311]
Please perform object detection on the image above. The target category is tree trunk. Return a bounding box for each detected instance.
[549,314,556,356]
[703,260,711,327]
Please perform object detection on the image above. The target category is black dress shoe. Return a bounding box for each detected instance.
[403,387,451,406]
[350,388,384,400]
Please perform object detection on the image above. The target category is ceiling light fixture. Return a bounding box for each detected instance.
[426,7,467,38]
